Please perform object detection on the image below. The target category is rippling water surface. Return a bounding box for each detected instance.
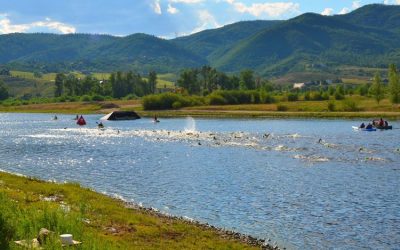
[1,113,399,249]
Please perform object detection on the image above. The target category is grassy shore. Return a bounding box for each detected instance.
[0,171,266,250]
[0,98,399,119]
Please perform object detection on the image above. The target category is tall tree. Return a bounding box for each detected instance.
[239,70,255,90]
[0,80,9,100]
[80,75,96,95]
[389,64,400,103]
[64,74,78,96]
[370,72,385,104]
[177,69,200,95]
[54,73,65,97]
[148,71,157,94]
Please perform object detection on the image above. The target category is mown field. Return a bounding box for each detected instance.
[0,171,262,250]
[8,71,176,97]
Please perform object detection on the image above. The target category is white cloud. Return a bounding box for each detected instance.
[338,7,350,15]
[321,8,334,16]
[226,0,300,18]
[152,0,162,14]
[384,0,400,4]
[338,0,365,15]
[188,10,221,35]
[167,4,179,14]
[0,18,29,33]
[31,18,76,33]
[0,16,75,34]
[352,0,361,9]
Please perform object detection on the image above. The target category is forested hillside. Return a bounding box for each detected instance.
[1,4,400,76]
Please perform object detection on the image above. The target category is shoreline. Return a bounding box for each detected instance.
[0,170,277,249]
[0,100,399,119]
[1,107,400,120]
[139,110,400,120]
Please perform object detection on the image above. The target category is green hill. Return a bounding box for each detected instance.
[1,4,400,77]
[212,6,400,76]
[172,20,282,60]
[0,33,205,73]
[340,4,400,31]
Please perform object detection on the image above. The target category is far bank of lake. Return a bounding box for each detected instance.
[0,99,399,119]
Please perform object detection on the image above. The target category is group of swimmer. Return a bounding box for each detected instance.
[359,118,390,129]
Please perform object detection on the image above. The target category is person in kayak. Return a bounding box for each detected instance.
[366,123,373,129]
[359,123,365,128]
[379,118,384,127]
[97,121,104,129]
[76,115,86,126]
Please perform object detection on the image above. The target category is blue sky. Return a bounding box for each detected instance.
[0,0,399,38]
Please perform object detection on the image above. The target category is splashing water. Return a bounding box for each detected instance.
[184,116,196,132]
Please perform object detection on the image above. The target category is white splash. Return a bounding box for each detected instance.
[184,116,196,132]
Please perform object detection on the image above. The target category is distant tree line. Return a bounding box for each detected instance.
[176,66,274,95]
[143,64,400,110]
[54,71,157,99]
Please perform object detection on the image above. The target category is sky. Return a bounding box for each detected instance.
[0,0,399,38]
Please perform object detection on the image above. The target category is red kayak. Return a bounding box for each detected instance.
[76,115,86,126]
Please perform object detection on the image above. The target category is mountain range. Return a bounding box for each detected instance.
[1,4,400,77]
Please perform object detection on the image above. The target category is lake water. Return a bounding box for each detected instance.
[0,113,399,249]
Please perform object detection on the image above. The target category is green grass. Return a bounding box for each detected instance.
[11,70,175,90]
[91,72,111,80]
[157,73,177,82]
[0,172,259,250]
[156,78,175,89]
[342,78,370,85]
[11,71,58,83]
[0,102,102,114]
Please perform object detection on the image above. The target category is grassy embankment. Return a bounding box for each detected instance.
[0,171,263,250]
[1,97,399,119]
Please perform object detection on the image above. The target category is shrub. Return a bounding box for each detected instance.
[334,92,345,100]
[123,94,137,100]
[304,92,311,101]
[207,94,227,105]
[57,96,67,102]
[327,101,335,111]
[343,99,359,111]
[207,90,266,105]
[276,104,288,111]
[260,90,275,104]
[91,95,105,101]
[142,93,203,110]
[311,91,322,101]
[287,92,299,102]
[80,95,92,102]
[172,101,182,109]
[321,92,330,100]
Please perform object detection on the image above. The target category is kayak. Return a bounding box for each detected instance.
[77,116,86,126]
[374,125,392,130]
[352,126,376,131]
